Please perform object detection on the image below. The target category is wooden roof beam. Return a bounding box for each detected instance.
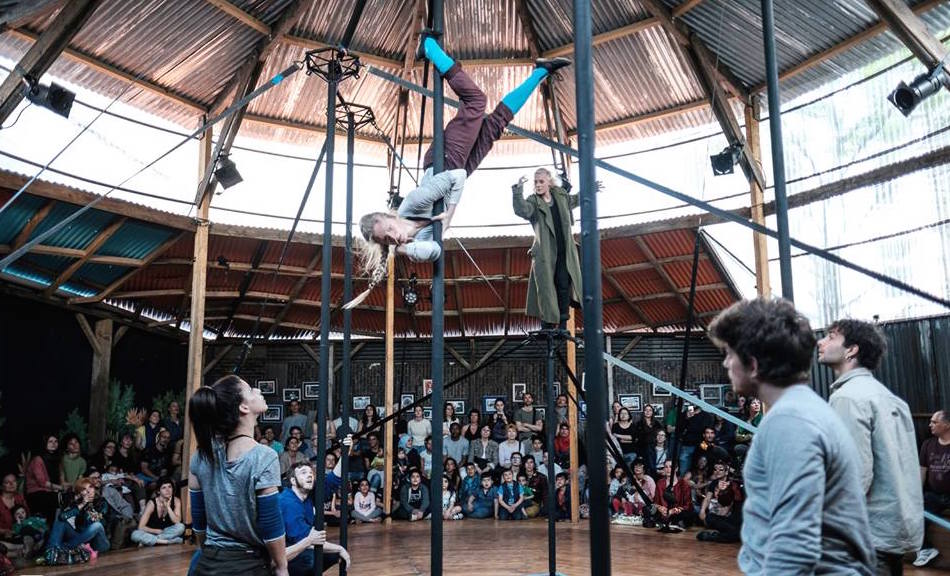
[633,236,693,313]
[0,243,141,266]
[862,0,950,85]
[602,272,655,328]
[10,199,54,250]
[542,17,660,59]
[0,0,103,123]
[672,0,708,19]
[265,249,321,338]
[203,0,270,35]
[44,216,126,296]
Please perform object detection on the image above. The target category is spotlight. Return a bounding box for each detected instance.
[216,255,230,269]
[214,155,243,189]
[888,67,949,116]
[388,188,403,210]
[710,144,741,176]
[23,79,74,119]
[402,272,418,308]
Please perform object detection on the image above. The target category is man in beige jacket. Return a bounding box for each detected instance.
[820,319,923,575]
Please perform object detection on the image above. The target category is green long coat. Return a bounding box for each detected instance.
[512,182,583,325]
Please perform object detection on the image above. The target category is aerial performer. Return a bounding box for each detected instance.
[345,32,571,309]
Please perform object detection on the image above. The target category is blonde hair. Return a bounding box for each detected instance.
[343,212,393,310]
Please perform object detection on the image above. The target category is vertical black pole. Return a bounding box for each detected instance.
[429,1,445,575]
[338,111,355,576]
[545,335,557,576]
[313,55,339,576]
[573,2,610,574]
[670,231,702,477]
[761,0,793,300]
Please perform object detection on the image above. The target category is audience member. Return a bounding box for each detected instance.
[711,416,736,455]
[0,473,28,543]
[709,298,874,574]
[443,403,460,437]
[393,470,430,521]
[496,469,525,520]
[47,477,110,555]
[278,462,349,575]
[443,457,462,494]
[553,423,571,468]
[646,429,669,477]
[25,434,62,526]
[915,409,950,567]
[280,437,308,481]
[821,318,923,575]
[130,477,184,546]
[655,461,693,530]
[441,476,463,520]
[161,401,183,445]
[142,410,162,451]
[693,427,731,474]
[635,404,663,459]
[554,395,569,425]
[352,479,382,523]
[678,406,713,477]
[443,423,469,465]
[90,440,117,473]
[697,478,741,543]
[469,425,498,477]
[610,408,638,464]
[465,475,496,519]
[491,399,510,443]
[140,428,173,487]
[60,434,87,485]
[733,398,760,462]
[498,424,522,469]
[519,473,540,518]
[407,406,432,451]
[553,472,571,521]
[514,393,543,451]
[263,427,284,454]
[358,404,380,436]
[419,436,435,479]
[462,409,482,442]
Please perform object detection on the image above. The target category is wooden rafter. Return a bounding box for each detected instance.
[0,244,140,266]
[633,236,693,313]
[446,345,471,370]
[602,272,655,329]
[863,0,950,82]
[672,0,708,18]
[0,0,66,30]
[265,249,321,338]
[221,240,268,335]
[0,0,102,122]
[69,231,185,304]
[44,216,126,296]
[203,0,270,34]
[10,200,53,250]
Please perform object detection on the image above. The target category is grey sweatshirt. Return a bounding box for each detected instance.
[397,168,466,262]
[739,384,875,575]
[829,367,924,554]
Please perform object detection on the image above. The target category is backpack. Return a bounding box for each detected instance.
[43,545,91,566]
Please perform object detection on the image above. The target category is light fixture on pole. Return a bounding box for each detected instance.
[214,154,243,189]
[710,144,742,176]
[402,272,418,308]
[888,65,949,116]
[22,77,75,119]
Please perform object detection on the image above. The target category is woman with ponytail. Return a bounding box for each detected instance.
[188,375,289,576]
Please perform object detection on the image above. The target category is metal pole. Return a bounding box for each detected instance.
[338,111,356,576]
[429,1,445,574]
[573,1,610,574]
[544,334,557,576]
[313,53,339,576]
[670,231,702,477]
[761,0,793,300]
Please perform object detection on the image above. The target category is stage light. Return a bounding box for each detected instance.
[888,67,948,116]
[402,272,418,308]
[214,155,243,189]
[710,145,741,176]
[23,79,74,119]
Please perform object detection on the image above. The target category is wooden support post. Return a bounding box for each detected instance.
[383,254,395,522]
[182,127,213,521]
[745,98,771,297]
[77,316,112,449]
[566,310,580,523]
[0,0,102,123]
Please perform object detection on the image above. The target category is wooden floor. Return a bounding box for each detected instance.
[30,520,950,575]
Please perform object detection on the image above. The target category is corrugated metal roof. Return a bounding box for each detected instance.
[0,194,46,245]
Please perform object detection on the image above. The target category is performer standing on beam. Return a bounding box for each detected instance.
[348,35,570,308]
[187,375,288,576]
[512,168,592,330]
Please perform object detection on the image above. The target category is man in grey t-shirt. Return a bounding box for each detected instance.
[709,298,875,575]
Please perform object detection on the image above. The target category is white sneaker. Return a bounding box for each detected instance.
[914,548,940,567]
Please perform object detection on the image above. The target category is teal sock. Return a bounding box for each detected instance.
[424,37,455,75]
[501,67,549,115]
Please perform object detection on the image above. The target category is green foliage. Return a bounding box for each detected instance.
[59,408,89,452]
[107,380,137,441]
[151,389,185,420]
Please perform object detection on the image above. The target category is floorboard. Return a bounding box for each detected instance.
[27,520,949,575]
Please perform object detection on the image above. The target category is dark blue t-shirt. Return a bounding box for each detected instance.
[278,488,313,547]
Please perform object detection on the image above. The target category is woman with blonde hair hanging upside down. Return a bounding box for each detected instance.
[345,33,570,309]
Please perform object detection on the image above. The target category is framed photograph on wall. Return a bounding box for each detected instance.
[553,381,561,397]
[283,388,301,402]
[651,403,664,418]
[651,382,671,397]
[534,407,546,422]
[303,382,319,399]
[261,405,283,422]
[422,379,433,397]
[423,408,433,420]
[579,401,587,421]
[618,394,642,412]
[700,384,723,406]
[353,396,371,410]
[400,394,415,409]
[257,380,276,395]
[377,406,386,417]
[512,383,526,403]
[450,400,465,415]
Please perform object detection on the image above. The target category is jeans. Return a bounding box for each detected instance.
[678,445,696,476]
[131,522,185,546]
[288,548,340,576]
[351,508,382,522]
[367,469,384,491]
[48,518,111,552]
[622,452,638,465]
[498,502,525,520]
[466,505,493,519]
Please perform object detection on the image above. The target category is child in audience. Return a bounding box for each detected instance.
[554,472,571,520]
[496,469,525,520]
[352,479,382,523]
[441,476,463,521]
[394,470,430,521]
[465,475,496,519]
[460,463,479,504]
[518,473,540,518]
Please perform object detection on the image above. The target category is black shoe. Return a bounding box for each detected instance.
[535,57,572,73]
[415,28,443,61]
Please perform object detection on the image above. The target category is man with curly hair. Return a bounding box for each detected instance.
[709,298,874,575]
[819,319,922,575]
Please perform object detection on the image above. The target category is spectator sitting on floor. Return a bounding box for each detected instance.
[697,477,742,544]
[469,425,498,478]
[280,437,308,482]
[394,469,430,521]
[712,416,736,456]
[608,465,625,500]
[463,409,482,442]
[419,436,435,479]
[916,409,950,567]
[523,456,547,512]
[554,472,571,521]
[554,423,571,468]
[527,436,545,464]
[646,429,670,478]
[279,462,350,576]
[139,428,172,489]
[407,406,431,451]
[352,479,382,524]
[130,477,184,547]
[263,426,284,454]
[519,473,540,518]
[610,468,634,517]
[629,461,656,517]
[491,399,510,443]
[444,457,462,494]
[655,461,694,531]
[465,475,496,519]
[441,476,463,521]
[443,423,469,467]
[460,463,480,504]
[25,434,63,527]
[496,469,525,520]
[46,477,110,557]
